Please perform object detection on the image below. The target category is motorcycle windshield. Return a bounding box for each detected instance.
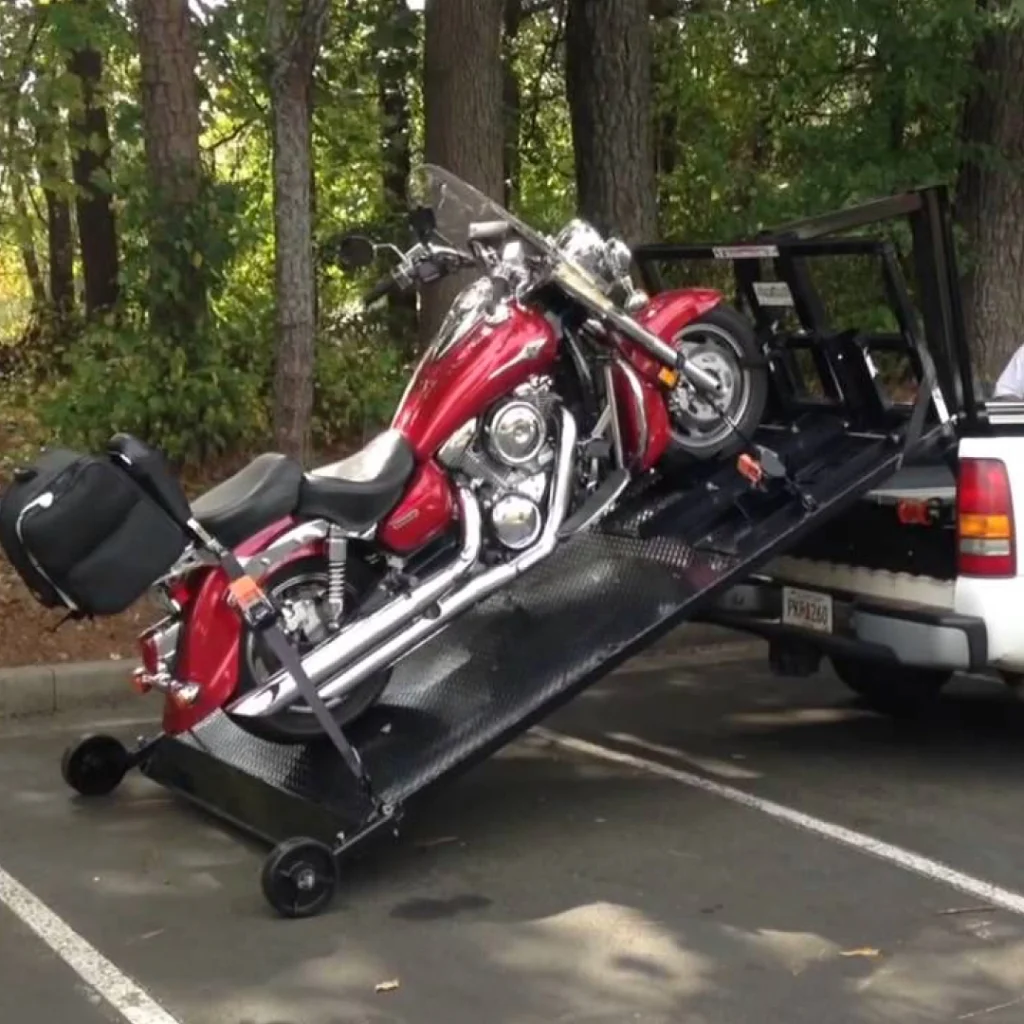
[410,164,616,315]
[411,164,555,259]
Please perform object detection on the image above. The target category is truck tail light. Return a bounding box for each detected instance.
[957,457,1016,577]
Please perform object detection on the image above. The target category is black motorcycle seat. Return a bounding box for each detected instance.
[191,452,303,548]
[297,429,416,533]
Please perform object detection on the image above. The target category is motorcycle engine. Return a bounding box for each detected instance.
[438,379,559,553]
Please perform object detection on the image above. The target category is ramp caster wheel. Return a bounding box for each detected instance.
[61,735,130,797]
[261,838,338,919]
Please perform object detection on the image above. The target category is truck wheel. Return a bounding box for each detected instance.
[830,656,951,717]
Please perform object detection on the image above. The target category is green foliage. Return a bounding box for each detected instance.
[38,315,270,463]
[0,0,1017,472]
[312,311,409,449]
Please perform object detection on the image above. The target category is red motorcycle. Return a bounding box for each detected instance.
[60,166,768,743]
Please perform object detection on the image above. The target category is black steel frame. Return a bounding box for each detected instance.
[125,184,973,915]
[634,183,975,438]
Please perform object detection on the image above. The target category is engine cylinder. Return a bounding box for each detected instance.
[490,494,543,550]
[486,400,547,467]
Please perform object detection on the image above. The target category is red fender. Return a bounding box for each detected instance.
[635,287,724,343]
[614,288,725,469]
[161,517,324,734]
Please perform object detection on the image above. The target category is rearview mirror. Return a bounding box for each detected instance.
[409,205,436,240]
[335,234,376,270]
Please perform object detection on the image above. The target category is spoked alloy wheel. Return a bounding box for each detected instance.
[663,304,768,467]
[230,555,393,744]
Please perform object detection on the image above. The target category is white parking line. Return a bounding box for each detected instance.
[0,863,182,1024]
[535,728,1024,918]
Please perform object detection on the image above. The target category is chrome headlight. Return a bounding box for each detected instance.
[553,219,614,293]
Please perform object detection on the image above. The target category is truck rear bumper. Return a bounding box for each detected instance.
[704,577,989,673]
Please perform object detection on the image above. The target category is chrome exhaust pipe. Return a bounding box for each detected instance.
[291,406,579,714]
[228,486,483,719]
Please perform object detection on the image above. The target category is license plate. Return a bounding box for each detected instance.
[781,586,833,633]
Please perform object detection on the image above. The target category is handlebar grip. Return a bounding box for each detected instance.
[468,219,511,243]
[363,274,396,305]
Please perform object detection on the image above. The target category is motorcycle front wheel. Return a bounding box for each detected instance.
[228,553,393,744]
[661,303,768,468]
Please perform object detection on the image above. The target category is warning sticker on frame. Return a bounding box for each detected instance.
[711,244,779,259]
[752,281,795,307]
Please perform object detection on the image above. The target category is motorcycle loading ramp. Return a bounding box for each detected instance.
[82,185,973,918]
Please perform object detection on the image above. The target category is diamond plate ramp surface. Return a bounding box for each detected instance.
[141,419,941,846]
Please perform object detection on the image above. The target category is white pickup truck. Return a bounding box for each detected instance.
[705,401,1024,713]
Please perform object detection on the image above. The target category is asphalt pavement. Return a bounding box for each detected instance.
[3,641,1024,1024]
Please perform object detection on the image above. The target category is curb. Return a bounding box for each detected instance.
[0,660,137,721]
[0,620,754,722]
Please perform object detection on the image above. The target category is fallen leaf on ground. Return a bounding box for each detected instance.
[840,948,881,958]
[375,979,400,993]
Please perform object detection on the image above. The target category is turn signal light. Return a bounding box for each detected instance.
[658,367,679,388]
[130,667,152,695]
[170,683,201,708]
[957,458,1016,577]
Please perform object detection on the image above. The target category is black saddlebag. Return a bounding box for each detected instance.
[0,447,187,616]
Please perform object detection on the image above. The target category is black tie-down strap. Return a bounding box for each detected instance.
[214,546,375,799]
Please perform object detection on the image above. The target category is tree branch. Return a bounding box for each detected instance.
[269,0,330,82]
[0,6,50,197]
[521,0,566,161]
[202,118,258,152]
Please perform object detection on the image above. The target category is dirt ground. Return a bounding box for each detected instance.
[0,557,157,666]
[0,424,364,668]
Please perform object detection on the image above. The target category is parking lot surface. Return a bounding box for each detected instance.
[4,641,1024,1023]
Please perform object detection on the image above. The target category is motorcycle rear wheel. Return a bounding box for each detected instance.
[229,554,393,744]
[661,303,768,468]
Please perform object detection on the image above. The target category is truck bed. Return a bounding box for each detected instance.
[769,458,958,587]
[710,440,1024,677]
[865,462,955,504]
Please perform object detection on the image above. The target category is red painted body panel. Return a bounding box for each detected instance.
[612,365,672,471]
[391,305,559,460]
[613,288,723,468]
[160,517,322,734]
[378,458,456,554]
[635,287,723,343]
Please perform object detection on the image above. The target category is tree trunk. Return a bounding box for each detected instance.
[66,38,119,317]
[421,0,505,343]
[955,0,1024,388]
[268,0,330,462]
[45,189,75,322]
[565,0,657,246]
[11,178,46,310]
[502,0,523,210]
[36,126,75,326]
[375,0,418,348]
[133,0,205,341]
